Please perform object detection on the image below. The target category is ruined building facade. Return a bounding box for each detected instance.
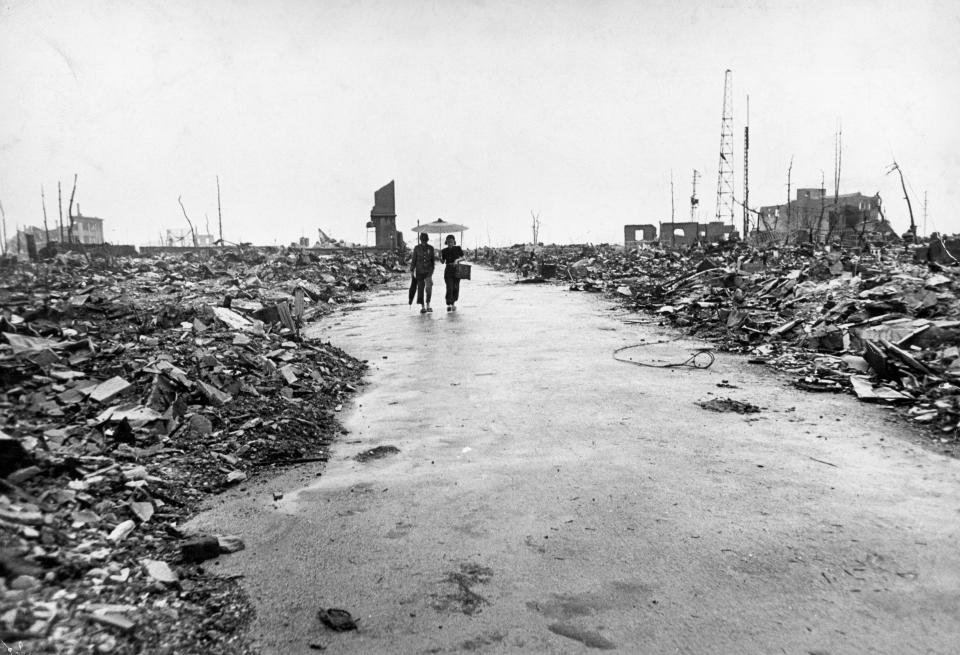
[367,180,405,250]
[756,189,898,244]
[624,222,738,249]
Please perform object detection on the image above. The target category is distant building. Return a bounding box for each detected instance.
[756,188,898,244]
[72,212,105,245]
[4,209,106,255]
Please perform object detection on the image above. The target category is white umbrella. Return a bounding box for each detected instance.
[411,218,469,250]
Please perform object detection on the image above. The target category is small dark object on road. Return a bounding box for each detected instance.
[354,445,400,462]
[318,608,358,631]
[180,535,221,563]
[794,377,843,392]
[698,398,761,414]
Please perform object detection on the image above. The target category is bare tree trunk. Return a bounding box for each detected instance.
[0,199,7,255]
[888,160,916,244]
[178,195,199,247]
[216,175,223,244]
[67,174,78,243]
[41,185,50,244]
[58,181,64,242]
[530,210,541,245]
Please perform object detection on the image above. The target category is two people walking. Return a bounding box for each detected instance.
[408,233,464,313]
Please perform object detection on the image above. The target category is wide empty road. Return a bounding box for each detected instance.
[194,265,960,654]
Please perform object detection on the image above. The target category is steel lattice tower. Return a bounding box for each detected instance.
[715,69,735,225]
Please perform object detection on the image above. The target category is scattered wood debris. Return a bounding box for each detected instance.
[0,246,401,653]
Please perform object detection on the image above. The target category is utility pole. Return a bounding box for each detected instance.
[816,169,825,243]
[41,185,50,245]
[786,156,793,230]
[216,175,223,244]
[690,169,700,222]
[923,190,928,237]
[670,169,675,222]
[742,95,749,238]
[715,69,735,225]
[829,122,842,242]
[57,181,64,242]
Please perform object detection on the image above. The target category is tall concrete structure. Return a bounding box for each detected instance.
[369,180,398,250]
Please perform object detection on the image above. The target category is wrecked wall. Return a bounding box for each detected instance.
[624,224,657,247]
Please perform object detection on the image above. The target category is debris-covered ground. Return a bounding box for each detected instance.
[478,241,960,456]
[0,247,400,653]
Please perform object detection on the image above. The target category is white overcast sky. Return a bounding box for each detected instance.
[1,0,958,247]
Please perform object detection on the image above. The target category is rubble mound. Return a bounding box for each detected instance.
[0,247,402,653]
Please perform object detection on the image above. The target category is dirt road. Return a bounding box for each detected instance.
[192,266,960,654]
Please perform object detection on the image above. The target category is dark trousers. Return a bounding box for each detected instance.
[444,266,460,305]
[415,273,433,305]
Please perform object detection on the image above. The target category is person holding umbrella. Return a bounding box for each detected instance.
[441,234,464,311]
[410,219,469,312]
[410,232,435,313]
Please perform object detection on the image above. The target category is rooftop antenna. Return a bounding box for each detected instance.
[715,69,735,226]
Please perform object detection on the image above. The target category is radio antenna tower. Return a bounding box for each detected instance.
[715,69,735,225]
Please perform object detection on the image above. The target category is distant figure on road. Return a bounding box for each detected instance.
[411,233,435,313]
[441,235,465,311]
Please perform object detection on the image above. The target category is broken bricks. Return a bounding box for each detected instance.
[0,246,397,653]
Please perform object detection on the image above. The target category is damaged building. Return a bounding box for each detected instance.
[366,180,406,250]
[624,224,658,248]
[755,188,900,245]
[623,222,738,249]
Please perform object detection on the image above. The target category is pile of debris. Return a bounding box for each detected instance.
[479,242,960,450]
[0,247,400,653]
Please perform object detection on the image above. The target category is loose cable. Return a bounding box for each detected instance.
[613,341,716,369]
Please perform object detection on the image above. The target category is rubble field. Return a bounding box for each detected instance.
[0,247,401,654]
[5,239,960,652]
[479,241,960,457]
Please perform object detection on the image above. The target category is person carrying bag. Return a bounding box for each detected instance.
[440,235,465,311]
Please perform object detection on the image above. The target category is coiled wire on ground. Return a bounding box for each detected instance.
[612,341,716,369]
